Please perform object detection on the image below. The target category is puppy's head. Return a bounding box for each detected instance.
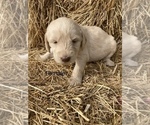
[45,17,85,65]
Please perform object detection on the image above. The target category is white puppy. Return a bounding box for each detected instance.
[38,17,116,86]
[122,32,141,66]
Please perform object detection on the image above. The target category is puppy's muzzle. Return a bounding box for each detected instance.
[61,56,71,62]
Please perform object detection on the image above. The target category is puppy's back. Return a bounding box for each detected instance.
[122,32,141,58]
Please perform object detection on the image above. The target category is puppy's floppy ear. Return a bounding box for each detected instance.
[44,33,50,52]
[80,26,86,49]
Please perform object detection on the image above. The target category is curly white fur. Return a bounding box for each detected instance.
[38,17,117,86]
[122,32,141,66]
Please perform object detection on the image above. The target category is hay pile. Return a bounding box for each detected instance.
[0,0,28,49]
[122,0,150,125]
[29,0,122,48]
[122,0,150,40]
[29,0,122,125]
[0,0,28,124]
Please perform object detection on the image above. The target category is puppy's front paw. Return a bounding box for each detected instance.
[35,54,41,61]
[68,77,82,87]
[35,52,52,61]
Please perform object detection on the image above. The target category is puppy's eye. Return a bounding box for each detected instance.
[72,39,78,44]
[54,41,57,44]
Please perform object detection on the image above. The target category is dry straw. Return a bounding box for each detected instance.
[0,0,27,49]
[29,0,122,48]
[122,0,150,40]
[29,0,122,125]
[0,0,28,124]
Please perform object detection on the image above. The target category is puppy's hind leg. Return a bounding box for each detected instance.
[104,52,115,66]
[105,39,116,66]
[124,58,138,66]
[123,50,140,66]
[123,51,139,66]
[105,58,115,66]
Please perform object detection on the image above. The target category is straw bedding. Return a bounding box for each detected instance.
[0,0,28,124]
[0,51,28,125]
[0,0,28,49]
[29,0,122,125]
[1,0,149,124]
[122,0,150,125]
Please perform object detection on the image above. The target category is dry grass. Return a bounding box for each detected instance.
[29,0,122,48]
[0,0,28,125]
[29,0,122,125]
[0,49,28,125]
[122,0,150,125]
[122,0,150,40]
[0,0,27,49]
[29,51,121,124]
[1,0,149,124]
[122,44,150,125]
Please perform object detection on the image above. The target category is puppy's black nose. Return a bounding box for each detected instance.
[61,56,71,62]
